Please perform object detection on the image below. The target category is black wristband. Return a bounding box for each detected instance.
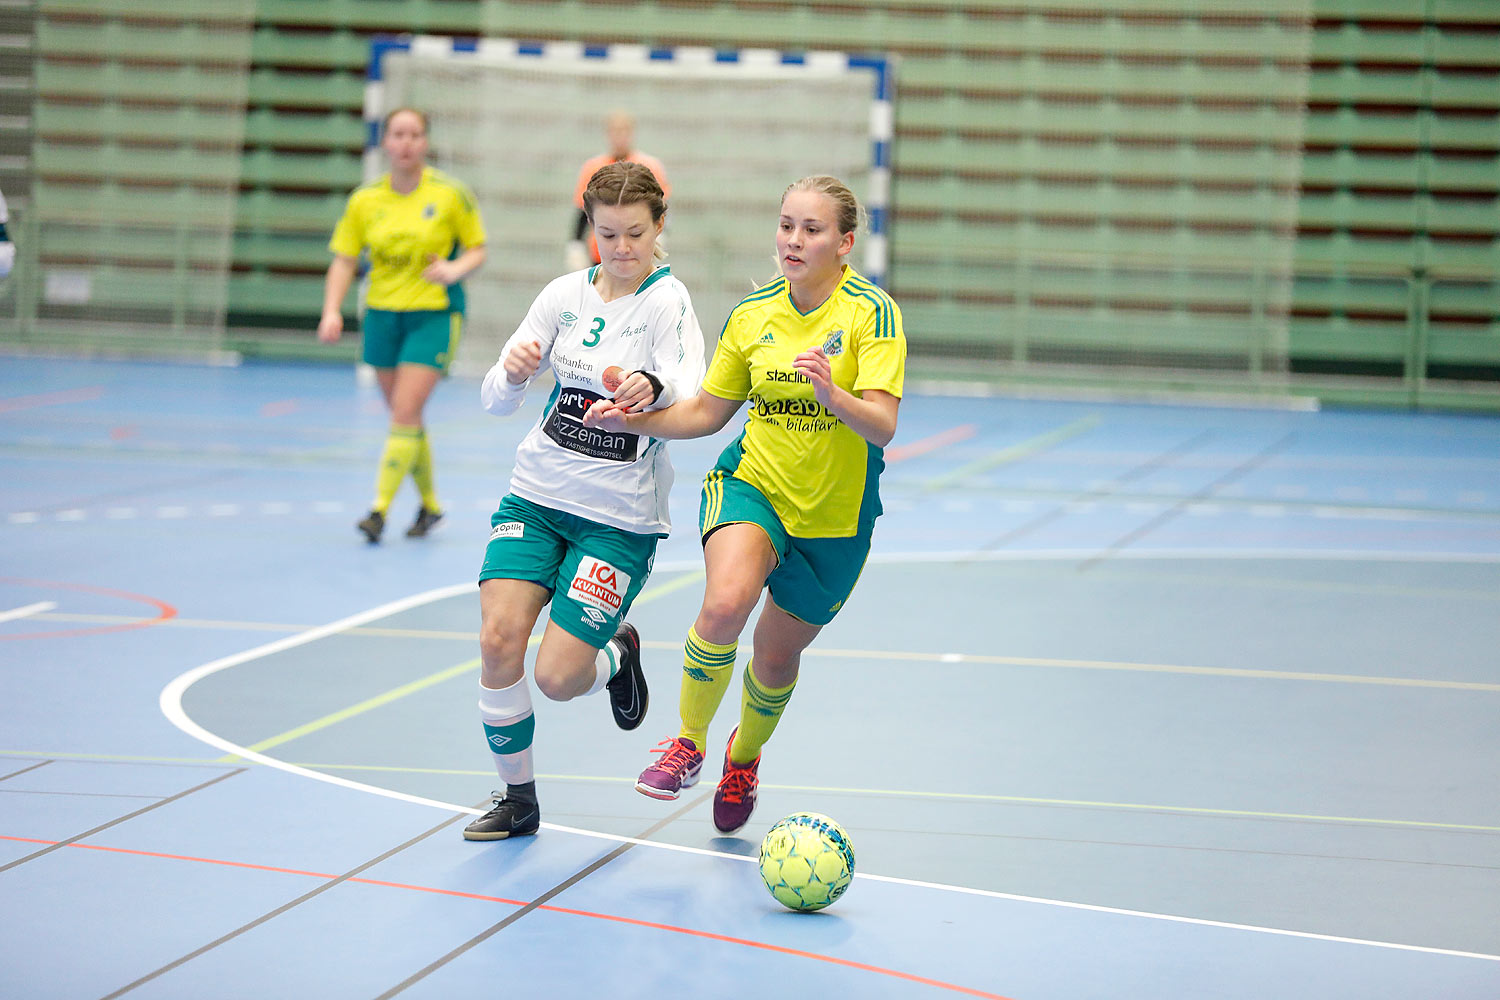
[632,370,664,405]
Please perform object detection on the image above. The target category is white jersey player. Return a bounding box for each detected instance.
[464,162,706,843]
[481,261,704,535]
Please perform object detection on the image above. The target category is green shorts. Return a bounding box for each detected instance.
[700,469,872,627]
[478,494,659,648]
[361,308,462,372]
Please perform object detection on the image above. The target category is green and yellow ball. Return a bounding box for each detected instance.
[758,812,855,912]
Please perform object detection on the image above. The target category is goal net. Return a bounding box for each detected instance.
[366,37,892,375]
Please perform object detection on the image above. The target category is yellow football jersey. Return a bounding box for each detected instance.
[705,266,906,538]
[328,167,486,312]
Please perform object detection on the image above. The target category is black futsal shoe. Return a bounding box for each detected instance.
[357,509,385,543]
[463,793,540,841]
[406,506,444,538]
[606,622,649,731]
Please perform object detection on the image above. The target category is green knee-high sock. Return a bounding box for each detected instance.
[409,430,441,511]
[678,625,736,750]
[372,423,422,514]
[729,661,796,764]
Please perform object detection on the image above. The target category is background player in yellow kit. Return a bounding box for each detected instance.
[583,174,906,835]
[318,107,488,543]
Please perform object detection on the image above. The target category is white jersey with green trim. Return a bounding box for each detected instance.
[481,265,706,535]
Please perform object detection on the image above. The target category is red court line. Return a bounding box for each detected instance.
[259,400,299,418]
[0,835,1015,999]
[886,424,978,464]
[0,578,177,641]
[0,386,104,413]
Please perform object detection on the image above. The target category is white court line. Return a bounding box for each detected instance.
[0,601,57,624]
[159,568,1500,966]
[869,547,1500,565]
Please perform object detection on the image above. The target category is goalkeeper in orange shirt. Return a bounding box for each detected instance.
[566,110,670,271]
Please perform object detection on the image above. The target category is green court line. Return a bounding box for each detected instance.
[1035,564,1500,603]
[42,609,1495,695]
[759,784,1500,834]
[215,569,707,763]
[802,646,1500,694]
[634,567,707,601]
[8,749,1491,834]
[224,620,1494,766]
[215,656,483,762]
[922,415,1102,491]
[288,761,1500,834]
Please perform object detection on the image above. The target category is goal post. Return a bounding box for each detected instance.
[364,35,895,375]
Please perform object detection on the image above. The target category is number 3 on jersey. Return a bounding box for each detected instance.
[583,317,605,348]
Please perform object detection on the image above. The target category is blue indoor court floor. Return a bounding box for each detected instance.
[2,355,1498,999]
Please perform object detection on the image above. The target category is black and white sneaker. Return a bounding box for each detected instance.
[406,506,444,538]
[357,510,385,544]
[462,793,540,841]
[605,622,648,731]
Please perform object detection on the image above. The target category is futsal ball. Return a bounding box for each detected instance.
[758,812,855,912]
[601,365,624,393]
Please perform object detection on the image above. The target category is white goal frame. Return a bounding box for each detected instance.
[364,34,894,279]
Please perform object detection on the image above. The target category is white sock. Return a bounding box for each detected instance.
[478,677,535,785]
[582,638,620,698]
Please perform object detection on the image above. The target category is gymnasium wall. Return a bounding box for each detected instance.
[7,0,1500,409]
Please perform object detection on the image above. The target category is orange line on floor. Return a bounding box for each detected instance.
[0,386,105,413]
[1,834,1014,998]
[0,577,177,642]
[886,423,978,463]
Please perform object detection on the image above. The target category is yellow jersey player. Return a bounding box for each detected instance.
[583,174,906,835]
[318,107,487,543]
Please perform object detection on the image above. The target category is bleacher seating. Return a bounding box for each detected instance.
[11,0,1500,404]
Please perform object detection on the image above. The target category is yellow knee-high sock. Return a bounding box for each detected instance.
[372,423,422,514]
[678,626,736,750]
[729,662,796,765]
[409,430,441,511]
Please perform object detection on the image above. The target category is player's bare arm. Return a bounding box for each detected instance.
[609,371,658,413]
[583,386,740,439]
[503,339,543,384]
[318,254,359,342]
[792,347,899,447]
[422,244,487,286]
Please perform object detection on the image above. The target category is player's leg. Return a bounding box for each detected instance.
[708,600,818,833]
[467,577,548,840]
[361,311,449,543]
[355,309,403,542]
[466,498,562,841]
[683,522,778,736]
[637,486,781,800]
[711,532,869,834]
[530,619,643,723]
[530,518,658,730]
[403,311,461,537]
